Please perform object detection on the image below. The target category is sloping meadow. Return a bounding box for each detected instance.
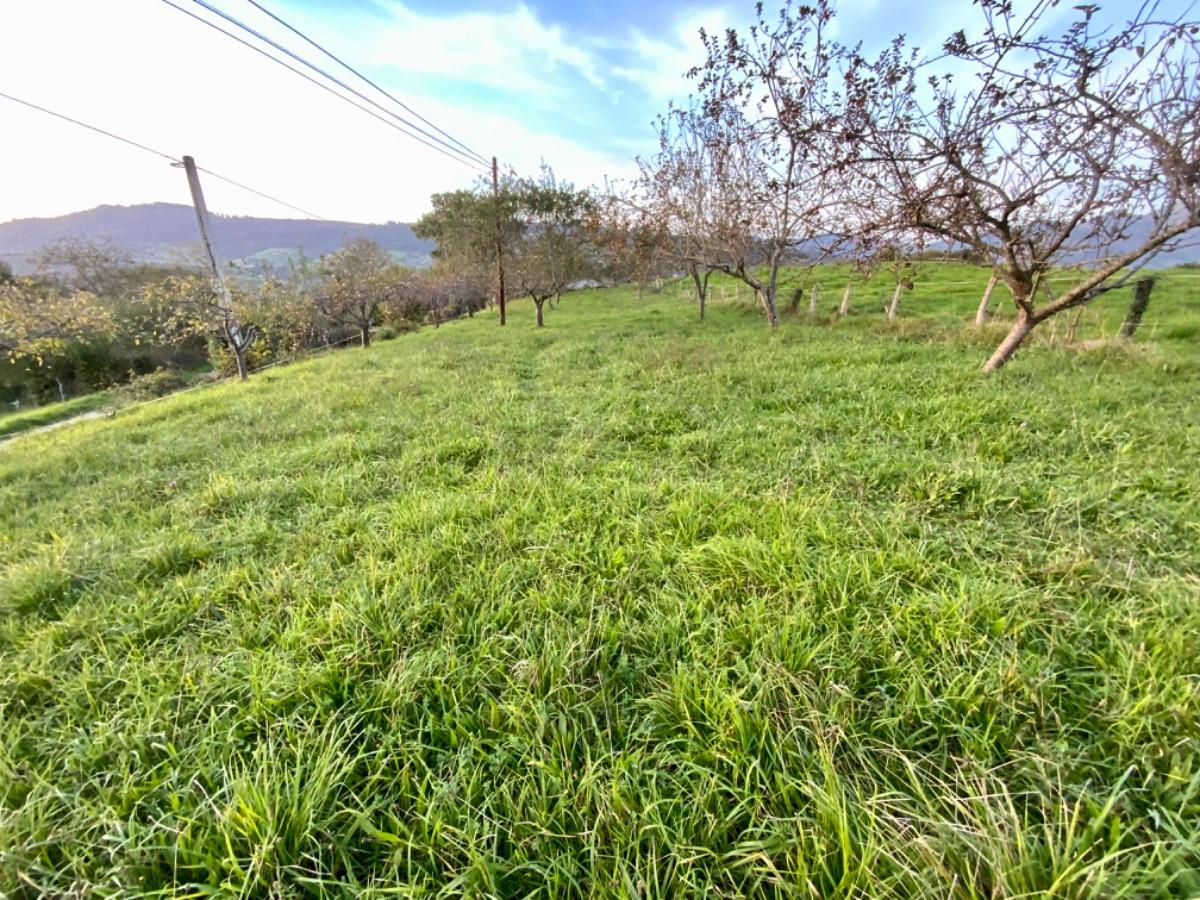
[2,273,1198,896]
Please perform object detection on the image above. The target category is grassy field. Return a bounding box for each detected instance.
[0,391,113,440]
[1,264,1198,896]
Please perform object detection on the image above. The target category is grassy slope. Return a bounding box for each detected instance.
[1,266,1198,896]
[0,391,112,439]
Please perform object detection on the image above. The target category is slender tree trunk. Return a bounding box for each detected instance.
[757,288,780,328]
[839,283,852,316]
[54,377,66,403]
[763,258,782,329]
[233,346,249,381]
[887,283,904,320]
[535,297,545,327]
[360,324,371,347]
[224,320,254,381]
[982,309,1036,372]
[1066,307,1085,343]
[690,264,708,320]
[1120,278,1155,340]
[974,274,998,327]
[809,284,819,315]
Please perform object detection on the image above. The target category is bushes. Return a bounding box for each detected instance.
[113,368,190,402]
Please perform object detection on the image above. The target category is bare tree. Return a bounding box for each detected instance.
[631,112,723,317]
[674,0,850,329]
[845,1,1200,370]
[590,187,671,302]
[34,238,139,300]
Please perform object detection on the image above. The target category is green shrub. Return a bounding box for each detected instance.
[114,367,189,402]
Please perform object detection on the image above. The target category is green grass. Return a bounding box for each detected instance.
[0,391,113,439]
[1,264,1198,896]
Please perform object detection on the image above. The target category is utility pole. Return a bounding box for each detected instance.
[492,156,506,326]
[180,155,256,380]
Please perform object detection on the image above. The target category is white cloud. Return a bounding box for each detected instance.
[350,2,607,96]
[609,6,738,103]
[0,0,630,224]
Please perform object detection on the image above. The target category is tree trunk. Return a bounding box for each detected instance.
[54,377,66,403]
[535,298,545,327]
[224,320,254,381]
[360,324,371,347]
[982,310,1036,372]
[233,346,249,381]
[690,265,708,320]
[1066,307,1085,343]
[839,283,851,316]
[974,274,998,327]
[887,283,904,320]
[758,289,780,328]
[809,284,819,315]
[763,257,782,329]
[1120,278,1155,340]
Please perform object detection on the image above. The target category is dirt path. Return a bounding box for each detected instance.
[0,408,110,446]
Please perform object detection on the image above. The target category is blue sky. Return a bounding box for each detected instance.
[1,0,1192,223]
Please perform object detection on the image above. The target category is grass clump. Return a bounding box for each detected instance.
[1,266,1198,896]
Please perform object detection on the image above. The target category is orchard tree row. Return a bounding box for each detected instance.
[622,0,1199,370]
[0,237,488,404]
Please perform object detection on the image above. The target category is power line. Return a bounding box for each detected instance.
[0,90,178,164]
[0,89,327,220]
[242,0,489,167]
[193,167,327,221]
[159,1,488,179]
[168,0,489,175]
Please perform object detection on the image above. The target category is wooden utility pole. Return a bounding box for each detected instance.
[181,155,256,380]
[492,156,506,326]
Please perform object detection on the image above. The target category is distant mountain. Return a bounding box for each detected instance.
[0,203,434,274]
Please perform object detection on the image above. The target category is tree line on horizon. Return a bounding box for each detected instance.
[0,166,605,405]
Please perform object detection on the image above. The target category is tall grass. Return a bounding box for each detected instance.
[1,265,1198,896]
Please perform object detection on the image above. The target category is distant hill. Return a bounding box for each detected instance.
[0,203,433,274]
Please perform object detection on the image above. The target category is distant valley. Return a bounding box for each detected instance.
[0,202,433,274]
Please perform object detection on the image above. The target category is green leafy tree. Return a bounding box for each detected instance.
[0,278,113,368]
[414,177,524,319]
[509,167,595,326]
[137,273,261,379]
[315,238,397,348]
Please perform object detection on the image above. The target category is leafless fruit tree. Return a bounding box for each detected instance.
[844,0,1200,370]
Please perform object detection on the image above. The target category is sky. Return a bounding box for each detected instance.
[0,0,1188,224]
